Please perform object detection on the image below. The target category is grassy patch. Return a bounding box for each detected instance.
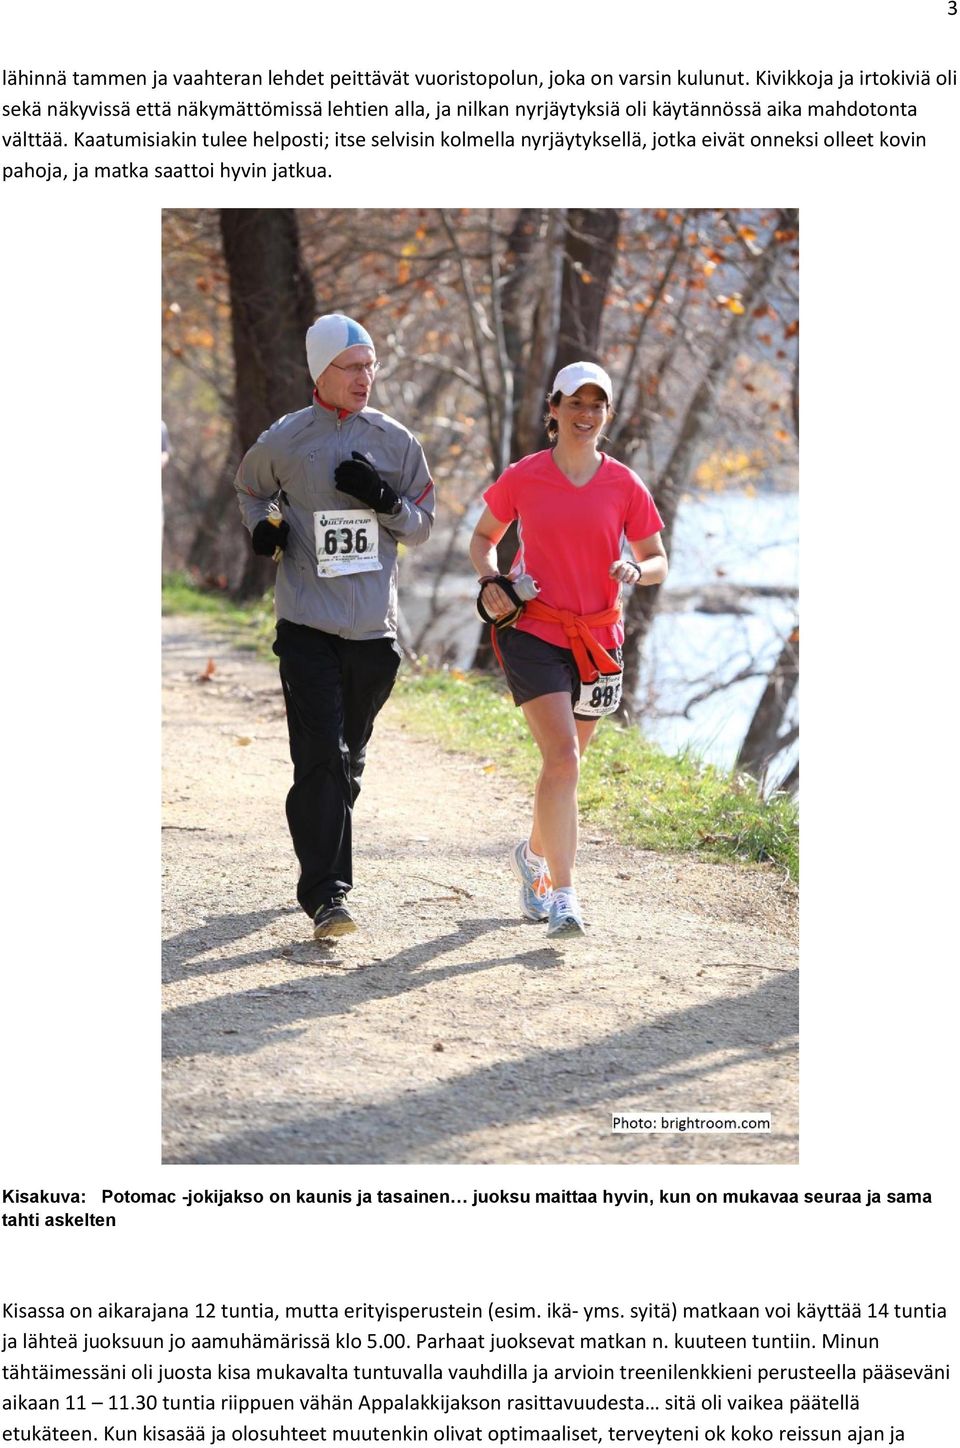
[162,572,276,653]
[163,572,798,880]
[393,670,798,881]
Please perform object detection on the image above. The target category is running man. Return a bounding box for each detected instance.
[469,361,667,938]
[235,313,435,938]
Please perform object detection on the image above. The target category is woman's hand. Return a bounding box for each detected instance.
[479,577,517,618]
[609,558,642,585]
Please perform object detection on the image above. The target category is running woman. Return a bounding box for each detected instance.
[469,362,668,938]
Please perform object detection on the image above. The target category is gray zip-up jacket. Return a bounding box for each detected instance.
[235,397,435,640]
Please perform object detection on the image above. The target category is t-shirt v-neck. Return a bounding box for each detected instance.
[548,449,606,490]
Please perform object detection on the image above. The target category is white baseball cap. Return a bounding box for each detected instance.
[552,361,614,401]
[306,313,374,382]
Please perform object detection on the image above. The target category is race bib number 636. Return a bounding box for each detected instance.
[313,509,382,577]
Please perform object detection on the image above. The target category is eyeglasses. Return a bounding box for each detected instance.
[329,360,380,378]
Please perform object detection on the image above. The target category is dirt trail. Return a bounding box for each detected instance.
[162,616,798,1165]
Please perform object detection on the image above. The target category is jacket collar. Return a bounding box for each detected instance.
[310,390,388,433]
[312,388,353,422]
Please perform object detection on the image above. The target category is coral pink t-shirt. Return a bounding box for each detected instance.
[483,450,664,651]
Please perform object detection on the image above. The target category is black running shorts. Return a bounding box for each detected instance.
[497,627,622,718]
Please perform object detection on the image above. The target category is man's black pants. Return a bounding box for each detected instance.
[273,620,401,918]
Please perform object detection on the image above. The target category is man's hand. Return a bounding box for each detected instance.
[252,518,290,557]
[334,451,401,514]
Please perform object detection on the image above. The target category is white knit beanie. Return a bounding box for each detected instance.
[306,314,374,382]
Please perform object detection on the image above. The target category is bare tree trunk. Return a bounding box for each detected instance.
[779,759,799,795]
[189,209,316,596]
[621,215,792,702]
[471,209,563,671]
[735,627,800,780]
[500,208,547,457]
[471,208,621,671]
[549,208,621,375]
[608,214,691,449]
[222,208,317,449]
[512,209,567,460]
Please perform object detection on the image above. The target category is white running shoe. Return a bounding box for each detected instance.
[509,841,552,922]
[546,891,587,938]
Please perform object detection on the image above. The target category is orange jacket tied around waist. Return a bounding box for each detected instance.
[494,599,623,684]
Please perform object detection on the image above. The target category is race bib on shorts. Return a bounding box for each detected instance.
[313,509,382,577]
[576,672,623,718]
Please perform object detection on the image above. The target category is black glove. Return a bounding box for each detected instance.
[251,518,289,557]
[334,451,400,514]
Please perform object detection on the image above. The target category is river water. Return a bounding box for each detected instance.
[642,488,798,779]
